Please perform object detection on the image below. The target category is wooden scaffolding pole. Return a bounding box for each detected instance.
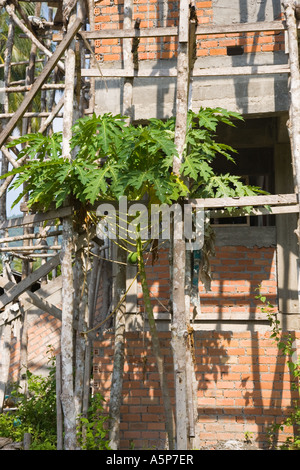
[282,1,300,307]
[0,10,15,412]
[171,0,197,450]
[18,3,37,394]
[5,2,65,72]
[59,2,79,448]
[108,0,133,450]
[0,17,82,149]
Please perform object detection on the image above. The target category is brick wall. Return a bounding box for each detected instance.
[93,329,300,450]
[135,244,277,319]
[199,245,277,317]
[94,0,285,63]
[137,247,171,315]
[91,242,300,450]
[8,312,61,382]
[5,240,286,449]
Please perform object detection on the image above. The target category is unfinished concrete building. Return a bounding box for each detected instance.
[0,0,300,450]
[91,0,300,449]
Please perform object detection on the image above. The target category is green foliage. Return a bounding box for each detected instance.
[76,393,110,450]
[244,431,253,444]
[0,410,24,442]
[0,350,57,449]
[256,289,300,450]
[0,353,110,450]
[2,108,265,212]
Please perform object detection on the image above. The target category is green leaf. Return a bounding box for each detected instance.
[83,163,116,203]
[181,154,214,181]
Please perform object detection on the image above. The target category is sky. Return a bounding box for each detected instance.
[4,113,63,219]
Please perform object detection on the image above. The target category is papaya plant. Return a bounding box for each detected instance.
[4,108,264,212]
[1,107,266,450]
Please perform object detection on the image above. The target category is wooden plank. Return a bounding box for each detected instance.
[0,17,83,149]
[193,64,290,77]
[178,0,189,42]
[0,228,95,313]
[152,311,269,321]
[210,204,300,218]
[0,307,21,326]
[0,254,61,309]
[123,0,135,121]
[25,290,62,320]
[192,312,269,321]
[0,112,63,119]
[196,19,287,36]
[80,19,290,42]
[0,59,44,69]
[189,193,297,209]
[0,244,61,252]
[0,84,65,93]
[0,277,62,321]
[0,230,62,244]
[0,206,72,230]
[16,0,59,3]
[80,68,174,77]
[81,63,290,78]
[22,278,63,314]
[80,26,178,41]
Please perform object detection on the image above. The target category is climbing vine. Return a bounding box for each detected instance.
[256,289,300,450]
